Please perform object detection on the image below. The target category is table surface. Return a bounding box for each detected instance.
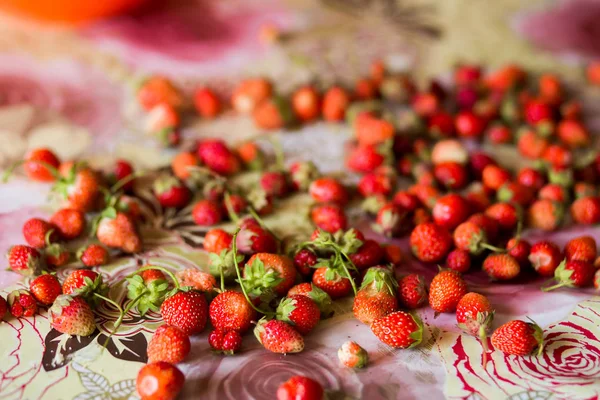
[0,1,600,399]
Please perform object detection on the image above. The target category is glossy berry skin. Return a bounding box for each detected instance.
[312,267,352,299]
[433,161,469,190]
[338,341,369,369]
[192,199,223,226]
[7,245,43,275]
[194,87,221,118]
[491,320,544,356]
[456,292,494,336]
[506,238,531,268]
[30,274,62,305]
[147,325,191,364]
[255,319,304,354]
[564,236,597,264]
[429,270,468,313]
[349,240,384,270]
[370,311,423,349]
[571,197,600,225]
[309,178,348,205]
[23,218,57,249]
[446,249,471,273]
[292,86,321,122]
[7,290,38,317]
[62,269,100,295]
[346,144,384,173]
[277,295,321,335]
[136,361,185,400]
[203,229,232,254]
[485,202,519,231]
[24,148,60,182]
[483,253,521,280]
[529,241,562,277]
[322,86,350,122]
[80,245,109,267]
[397,274,427,309]
[410,222,452,263]
[432,194,470,231]
[545,260,595,290]
[209,329,243,354]
[154,178,191,209]
[310,204,347,233]
[293,249,318,276]
[160,291,208,335]
[277,376,325,400]
[50,208,86,240]
[209,291,257,334]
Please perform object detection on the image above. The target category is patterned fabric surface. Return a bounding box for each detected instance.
[0,1,599,399]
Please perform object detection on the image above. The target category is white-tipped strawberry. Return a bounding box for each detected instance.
[254,318,304,354]
[50,295,96,336]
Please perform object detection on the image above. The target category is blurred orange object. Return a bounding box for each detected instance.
[0,0,151,23]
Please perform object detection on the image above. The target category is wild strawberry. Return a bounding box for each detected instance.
[136,361,184,400]
[574,182,597,199]
[21,148,60,182]
[208,328,243,354]
[244,253,296,297]
[564,236,597,263]
[543,260,595,291]
[48,294,95,336]
[483,253,520,280]
[491,319,544,356]
[147,325,190,364]
[309,178,348,205]
[338,341,368,369]
[455,111,486,138]
[322,86,350,122]
[517,167,546,191]
[428,111,455,138]
[456,86,478,110]
[209,290,257,333]
[482,165,511,192]
[145,103,180,134]
[382,244,404,267]
[7,245,44,275]
[23,218,57,249]
[287,283,333,318]
[190,199,222,226]
[79,244,109,267]
[410,222,452,263]
[527,199,563,231]
[196,139,240,176]
[137,76,183,111]
[353,267,398,324]
[294,249,318,276]
[277,376,324,400]
[373,203,405,237]
[354,77,377,100]
[456,292,494,361]
[171,152,200,181]
[412,92,440,117]
[528,241,562,277]
[539,183,568,203]
[50,208,85,240]
[141,269,166,283]
[542,144,572,168]
[161,291,208,335]
[236,224,277,255]
[176,269,215,292]
[346,144,385,173]
[292,86,321,122]
[392,191,421,212]
[312,267,352,299]
[311,203,347,233]
[433,162,468,190]
[253,96,292,130]
[153,176,191,209]
[455,64,481,86]
[486,123,512,144]
[97,212,142,253]
[484,202,519,231]
[497,182,534,207]
[507,238,531,267]
[557,120,590,148]
[194,87,221,118]
[587,61,600,85]
[371,311,423,348]
[408,183,440,209]
[571,196,600,225]
[289,161,320,191]
[260,171,289,198]
[277,294,320,335]
[517,130,549,159]
[7,290,37,317]
[468,152,496,181]
[429,270,468,313]
[432,194,470,231]
[349,240,383,270]
[358,172,393,197]
[236,141,264,171]
[231,78,272,113]
[355,114,395,147]
[203,229,232,254]
[62,269,108,307]
[255,318,304,354]
[43,241,70,268]
[29,274,61,306]
[446,249,471,273]
[54,166,101,212]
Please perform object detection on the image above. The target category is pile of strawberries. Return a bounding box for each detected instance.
[3,59,600,400]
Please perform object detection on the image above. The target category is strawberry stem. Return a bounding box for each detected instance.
[110,171,143,193]
[335,251,357,295]
[481,243,505,253]
[224,192,241,223]
[93,292,125,350]
[268,136,286,171]
[479,325,489,368]
[540,281,565,292]
[248,207,281,252]
[133,265,181,290]
[231,228,275,317]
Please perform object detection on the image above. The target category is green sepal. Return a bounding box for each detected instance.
[126,274,171,316]
[408,312,424,348]
[237,257,283,297]
[275,296,297,324]
[209,250,243,281]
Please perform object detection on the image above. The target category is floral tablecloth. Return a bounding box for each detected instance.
[1,1,600,399]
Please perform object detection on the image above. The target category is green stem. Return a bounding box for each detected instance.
[94,293,124,349]
[479,326,489,368]
[540,281,566,292]
[224,192,241,223]
[336,251,357,295]
[110,171,143,193]
[481,243,506,253]
[132,265,181,290]
[231,229,275,317]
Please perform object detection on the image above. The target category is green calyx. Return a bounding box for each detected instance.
[126,275,170,316]
[275,296,297,324]
[548,168,573,188]
[306,284,334,318]
[237,257,283,297]
[290,161,320,191]
[77,276,109,308]
[542,259,573,292]
[408,312,424,348]
[527,317,545,356]
[209,250,243,282]
[359,266,397,296]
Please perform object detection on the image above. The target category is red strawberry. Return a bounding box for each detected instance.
[161,291,208,335]
[309,178,348,205]
[446,249,471,273]
[208,328,243,354]
[253,96,293,130]
[564,236,597,263]
[7,245,44,275]
[517,167,546,191]
[542,260,595,291]
[455,64,481,86]
[455,111,486,138]
[244,253,296,297]
[30,274,61,305]
[312,267,352,299]
[349,240,384,270]
[145,104,180,134]
[231,78,272,113]
[392,191,421,212]
[557,120,590,148]
[346,144,385,173]
[22,148,60,182]
[136,361,184,400]
[254,318,304,354]
[292,86,321,122]
[491,319,544,356]
[260,171,289,198]
[176,269,215,292]
[482,165,511,191]
[293,249,318,276]
[192,199,222,226]
[355,113,394,147]
[277,376,324,400]
[468,151,496,178]
[429,270,468,313]
[194,87,221,118]
[453,221,487,255]
[397,274,427,309]
[197,139,241,176]
[527,199,563,231]
[486,123,512,144]
[432,194,470,231]
[595,269,600,289]
[431,139,469,165]
[50,208,85,240]
[7,289,38,317]
[43,242,70,268]
[410,222,452,263]
[574,182,597,199]
[484,202,519,231]
[55,166,101,212]
[571,196,600,225]
[322,86,350,122]
[110,159,135,192]
[140,268,166,283]
[539,183,569,203]
[456,292,494,363]
[358,172,394,197]
[412,92,440,117]
[147,325,191,364]
[49,294,96,336]
[79,244,109,267]
[382,244,404,267]
[0,296,6,320]
[289,161,320,191]
[311,203,347,233]
[467,213,499,244]
[529,241,562,277]
[209,290,257,334]
[153,176,191,209]
[497,182,534,207]
[353,267,398,324]
[287,283,333,318]
[506,238,531,267]
[370,311,423,348]
[236,224,277,255]
[171,151,200,181]
[428,111,455,138]
[277,294,321,335]
[96,212,142,253]
[204,229,232,254]
[483,253,520,280]
[433,161,469,190]
[23,218,57,249]
[62,269,108,307]
[372,203,404,237]
[137,76,183,111]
